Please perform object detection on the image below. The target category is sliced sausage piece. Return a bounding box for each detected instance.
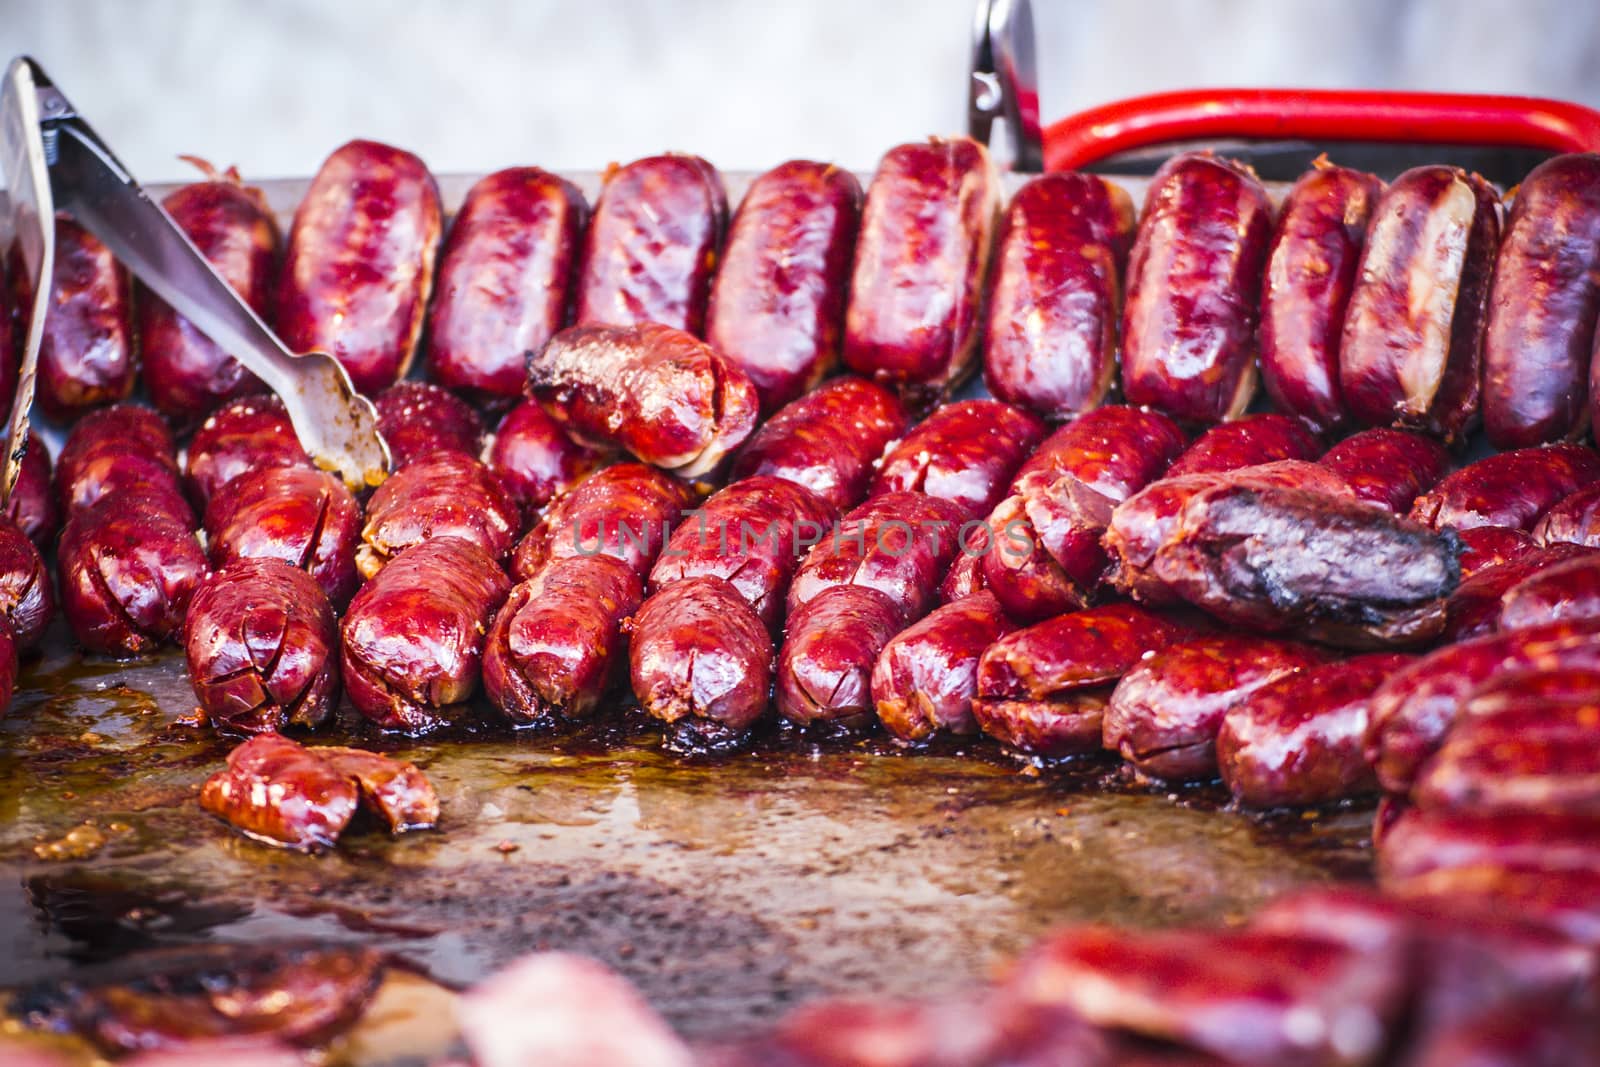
[776,585,903,731]
[1317,427,1450,514]
[868,399,1046,520]
[872,591,1018,742]
[486,399,605,513]
[0,515,54,649]
[184,395,311,511]
[372,380,484,469]
[1409,443,1600,532]
[357,451,521,578]
[511,462,689,584]
[203,466,362,608]
[56,404,188,520]
[36,216,135,421]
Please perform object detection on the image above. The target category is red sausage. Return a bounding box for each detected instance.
[1259,159,1383,432]
[872,590,1018,742]
[55,405,188,520]
[1162,413,1321,479]
[1317,427,1450,514]
[372,381,484,469]
[427,167,587,407]
[843,138,999,408]
[0,515,53,648]
[511,462,689,584]
[1456,524,1536,577]
[1533,481,1600,546]
[706,160,862,413]
[36,216,134,421]
[776,585,903,730]
[574,153,726,334]
[1499,552,1600,631]
[1120,153,1274,424]
[357,451,521,578]
[983,172,1135,419]
[1408,443,1600,532]
[274,140,443,394]
[1378,805,1600,883]
[486,398,605,513]
[868,399,1046,520]
[1441,542,1595,642]
[184,395,312,511]
[1340,165,1500,441]
[204,465,363,608]
[6,432,57,547]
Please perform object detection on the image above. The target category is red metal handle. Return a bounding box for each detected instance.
[1043,88,1600,171]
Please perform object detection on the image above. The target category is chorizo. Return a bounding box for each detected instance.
[139,164,279,424]
[1482,154,1600,446]
[36,215,135,421]
[983,172,1135,419]
[1120,153,1274,424]
[1409,443,1600,532]
[528,322,759,480]
[486,398,605,513]
[1498,552,1600,631]
[1258,160,1383,432]
[775,585,902,731]
[1339,165,1500,441]
[1162,413,1321,479]
[7,431,57,547]
[357,451,521,578]
[937,543,986,604]
[1317,427,1450,514]
[868,398,1046,519]
[55,404,188,520]
[1377,805,1600,883]
[184,558,339,735]
[372,380,484,469]
[729,376,906,511]
[427,167,587,406]
[1442,542,1594,642]
[574,153,725,334]
[0,516,53,649]
[1217,653,1411,807]
[274,139,443,395]
[183,395,311,511]
[341,536,510,733]
[511,462,689,583]
[482,554,643,726]
[843,137,999,408]
[1456,524,1536,578]
[871,590,1017,742]
[203,465,362,608]
[705,160,862,412]
[1532,481,1600,546]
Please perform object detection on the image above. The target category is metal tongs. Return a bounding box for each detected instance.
[969,0,1043,171]
[0,56,389,501]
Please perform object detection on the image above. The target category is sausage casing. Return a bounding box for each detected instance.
[1456,524,1536,578]
[373,380,484,470]
[1318,427,1450,514]
[868,399,1046,520]
[0,516,52,649]
[357,451,521,578]
[36,216,134,421]
[486,399,605,513]
[1409,443,1600,532]
[1498,551,1600,631]
[55,405,188,520]
[1533,481,1600,546]
[7,431,57,547]
[871,590,1017,742]
[511,462,689,583]
[1443,542,1594,642]
[204,465,363,608]
[1162,413,1321,479]
[184,395,312,511]
[776,585,902,730]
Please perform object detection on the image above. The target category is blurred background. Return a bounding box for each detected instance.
[5,0,1600,182]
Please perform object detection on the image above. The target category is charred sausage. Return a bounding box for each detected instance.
[511,462,689,583]
[0,516,52,649]
[55,404,188,520]
[868,398,1046,519]
[1317,427,1450,514]
[184,395,312,511]
[357,451,521,578]
[776,585,903,731]
[36,216,134,421]
[872,590,1018,742]
[372,380,485,469]
[203,465,363,608]
[486,398,605,513]
[1409,443,1600,532]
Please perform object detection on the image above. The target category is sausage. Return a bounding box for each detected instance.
[203,466,363,608]
[184,395,312,511]
[1442,542,1594,642]
[357,451,521,578]
[1217,653,1411,807]
[426,167,587,406]
[973,603,1193,757]
[648,475,835,629]
[341,536,511,733]
[628,576,773,748]
[1365,617,1600,794]
[486,398,605,513]
[1532,481,1600,546]
[1120,153,1273,424]
[1457,524,1536,578]
[7,431,57,547]
[776,585,903,730]
[786,491,967,624]
[510,462,689,583]
[1150,482,1461,648]
[1378,805,1600,884]
[937,544,986,604]
[0,515,53,649]
[705,160,862,412]
[1162,414,1321,479]
[139,164,279,424]
[528,322,759,480]
[1409,443,1600,532]
[1401,998,1600,1066]
[1258,160,1384,432]
[1103,635,1326,782]
[274,139,442,394]
[55,404,188,520]
[983,172,1135,419]
[1317,427,1451,514]
[1339,166,1501,441]
[729,376,907,511]
[372,380,485,469]
[868,398,1046,519]
[35,215,135,421]
[482,554,643,726]
[57,490,207,657]
[872,590,1017,742]
[1498,552,1600,631]
[184,559,339,735]
[1483,155,1600,446]
[843,137,999,407]
[1384,864,1600,947]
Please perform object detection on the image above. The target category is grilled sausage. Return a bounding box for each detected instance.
[1456,525,1536,578]
[1217,653,1410,807]
[486,399,605,513]
[1483,155,1600,446]
[1163,413,1322,479]
[1533,481,1600,546]
[1103,635,1326,782]
[974,603,1193,757]
[776,585,903,730]
[274,139,442,394]
[341,536,510,733]
[629,576,773,747]
[1120,153,1273,424]
[184,395,311,511]
[6,432,55,549]
[983,172,1135,419]
[872,590,1017,742]
[575,153,725,333]
[729,376,906,511]
[511,462,689,583]
[843,137,999,408]
[1377,805,1600,883]
[1259,160,1383,432]
[139,164,279,424]
[1442,542,1594,642]
[357,451,521,578]
[57,490,207,657]
[706,160,862,412]
[868,398,1046,519]
[0,516,52,650]
[55,404,188,520]
[427,167,587,406]
[1498,552,1600,631]
[35,216,135,421]
[528,322,759,480]
[184,559,339,735]
[1409,443,1600,532]
[372,380,484,469]
[1317,427,1450,514]
[482,554,643,726]
[648,475,835,629]
[1340,166,1500,441]
[203,466,363,608]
